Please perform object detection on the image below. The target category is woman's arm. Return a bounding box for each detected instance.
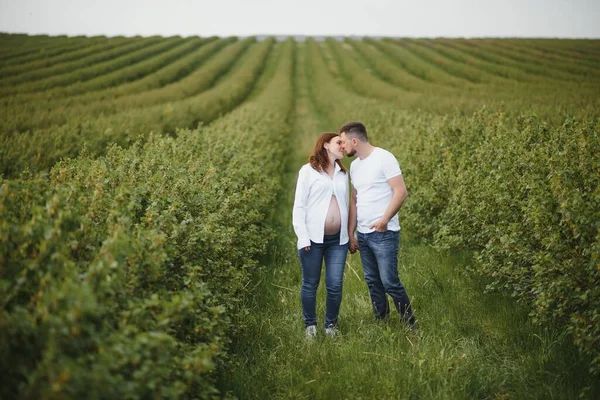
[348,187,358,253]
[292,167,311,250]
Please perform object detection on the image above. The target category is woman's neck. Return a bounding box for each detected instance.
[325,159,336,177]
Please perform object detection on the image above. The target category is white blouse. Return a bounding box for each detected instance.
[292,163,349,249]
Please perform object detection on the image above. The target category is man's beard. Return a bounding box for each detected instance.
[345,149,356,157]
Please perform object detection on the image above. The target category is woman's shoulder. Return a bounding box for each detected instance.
[299,163,312,172]
[301,163,323,173]
[298,163,318,177]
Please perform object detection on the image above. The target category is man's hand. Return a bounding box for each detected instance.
[303,246,311,252]
[349,237,359,254]
[370,218,389,232]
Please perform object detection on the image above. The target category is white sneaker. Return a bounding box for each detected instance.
[324,325,339,337]
[305,325,317,339]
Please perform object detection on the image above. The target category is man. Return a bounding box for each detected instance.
[340,121,417,330]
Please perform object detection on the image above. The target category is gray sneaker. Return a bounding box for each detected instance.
[305,325,317,339]
[409,324,419,335]
[324,325,340,337]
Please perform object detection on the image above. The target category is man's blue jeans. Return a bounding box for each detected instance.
[357,230,415,325]
[298,233,348,328]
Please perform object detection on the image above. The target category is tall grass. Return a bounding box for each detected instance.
[219,42,599,400]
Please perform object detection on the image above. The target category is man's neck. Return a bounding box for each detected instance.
[356,144,375,160]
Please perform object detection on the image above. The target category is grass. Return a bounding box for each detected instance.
[222,237,597,399]
[217,43,599,399]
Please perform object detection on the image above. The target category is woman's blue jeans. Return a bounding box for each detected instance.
[357,230,415,325]
[298,233,348,328]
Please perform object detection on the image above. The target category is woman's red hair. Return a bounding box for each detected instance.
[309,132,347,173]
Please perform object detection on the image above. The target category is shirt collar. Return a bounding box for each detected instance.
[315,162,342,177]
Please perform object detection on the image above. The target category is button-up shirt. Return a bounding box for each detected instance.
[292,163,349,249]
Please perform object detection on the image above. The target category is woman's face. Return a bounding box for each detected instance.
[325,136,344,160]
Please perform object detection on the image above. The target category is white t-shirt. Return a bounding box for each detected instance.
[292,163,349,249]
[350,147,402,233]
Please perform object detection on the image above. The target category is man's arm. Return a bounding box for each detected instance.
[348,187,359,253]
[370,175,408,232]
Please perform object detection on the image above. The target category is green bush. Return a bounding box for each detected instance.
[0,38,293,398]
[304,40,600,371]
[411,111,600,372]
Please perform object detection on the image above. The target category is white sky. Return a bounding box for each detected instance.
[1,0,599,38]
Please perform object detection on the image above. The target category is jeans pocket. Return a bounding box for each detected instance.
[372,230,387,243]
[381,230,398,241]
[357,233,366,246]
[298,247,309,262]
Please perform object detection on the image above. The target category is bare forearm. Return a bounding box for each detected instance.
[348,189,359,252]
[348,202,357,237]
[382,190,407,224]
[349,187,358,236]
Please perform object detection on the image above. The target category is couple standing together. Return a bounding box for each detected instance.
[292,121,417,338]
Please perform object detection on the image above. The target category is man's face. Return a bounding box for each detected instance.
[340,132,356,157]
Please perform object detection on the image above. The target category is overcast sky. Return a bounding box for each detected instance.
[1,0,599,38]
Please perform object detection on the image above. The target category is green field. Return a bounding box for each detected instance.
[1,34,599,398]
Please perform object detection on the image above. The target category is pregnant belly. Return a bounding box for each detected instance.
[324,195,341,235]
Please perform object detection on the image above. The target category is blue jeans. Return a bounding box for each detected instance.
[357,230,415,325]
[298,233,348,328]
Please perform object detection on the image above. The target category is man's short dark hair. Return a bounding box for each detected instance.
[339,121,368,142]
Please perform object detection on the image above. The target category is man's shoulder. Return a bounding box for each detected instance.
[375,147,400,164]
[349,158,360,172]
[375,147,396,158]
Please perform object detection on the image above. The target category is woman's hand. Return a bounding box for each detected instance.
[304,246,311,252]
[349,237,359,254]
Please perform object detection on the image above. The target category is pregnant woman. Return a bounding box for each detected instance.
[292,132,349,338]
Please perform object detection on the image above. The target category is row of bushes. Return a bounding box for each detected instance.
[487,39,600,78]
[388,39,600,100]
[0,38,294,398]
[511,39,600,70]
[368,38,468,87]
[0,35,105,68]
[325,38,599,121]
[419,39,545,83]
[0,37,131,81]
[5,37,200,95]
[348,39,450,93]
[393,39,495,84]
[471,39,588,82]
[405,111,600,373]
[435,39,553,82]
[0,36,114,77]
[0,36,165,96]
[322,38,490,115]
[0,38,271,177]
[0,37,231,132]
[305,38,600,374]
